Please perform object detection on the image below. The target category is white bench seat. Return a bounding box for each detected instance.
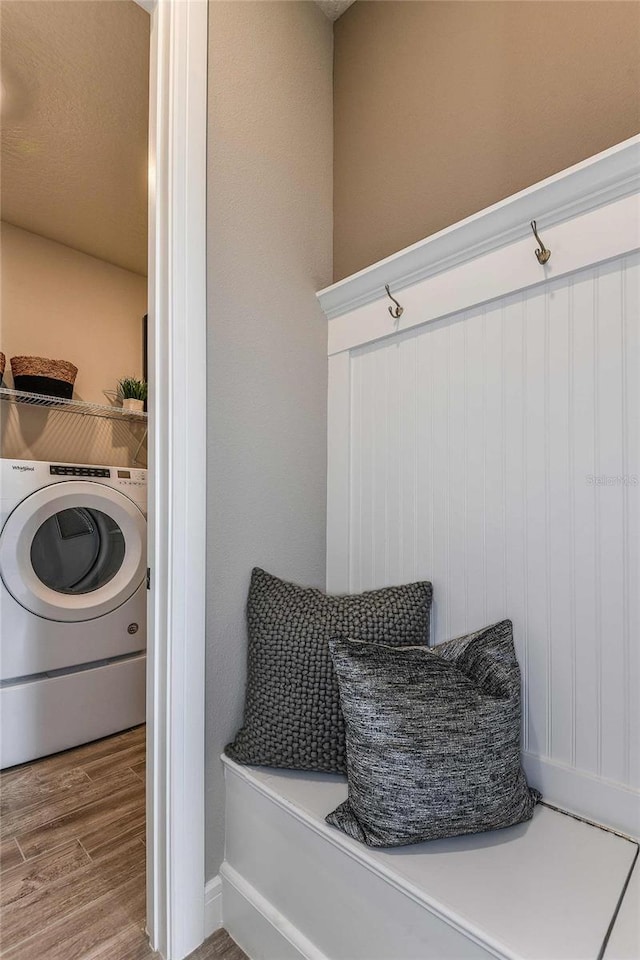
[605,864,640,960]
[221,756,639,960]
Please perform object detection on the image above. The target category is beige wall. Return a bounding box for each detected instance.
[1,222,146,401]
[1,222,147,465]
[206,1,333,879]
[333,0,640,281]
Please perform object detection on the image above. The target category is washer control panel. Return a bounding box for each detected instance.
[48,465,146,486]
[50,465,110,478]
[115,468,146,487]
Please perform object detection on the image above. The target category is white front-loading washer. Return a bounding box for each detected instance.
[0,459,147,768]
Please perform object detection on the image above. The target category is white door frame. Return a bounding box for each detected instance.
[138,1,208,957]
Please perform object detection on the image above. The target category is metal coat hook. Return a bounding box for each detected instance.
[385,284,404,319]
[530,220,551,265]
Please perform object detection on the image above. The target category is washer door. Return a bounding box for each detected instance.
[0,481,146,622]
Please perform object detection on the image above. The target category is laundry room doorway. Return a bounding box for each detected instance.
[0,1,207,957]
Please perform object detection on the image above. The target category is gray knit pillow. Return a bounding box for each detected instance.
[225,568,432,773]
[326,620,539,846]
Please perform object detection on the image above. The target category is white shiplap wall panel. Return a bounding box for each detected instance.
[596,264,626,786]
[571,269,600,780]
[547,278,573,770]
[346,252,640,818]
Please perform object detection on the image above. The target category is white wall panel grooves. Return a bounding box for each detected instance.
[329,249,640,834]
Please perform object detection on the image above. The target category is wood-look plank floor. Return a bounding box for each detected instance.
[0,727,246,960]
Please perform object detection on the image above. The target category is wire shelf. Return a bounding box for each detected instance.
[0,387,147,423]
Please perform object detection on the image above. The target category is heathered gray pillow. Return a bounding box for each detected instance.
[225,568,432,773]
[326,620,539,846]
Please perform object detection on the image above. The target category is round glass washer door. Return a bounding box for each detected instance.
[0,482,146,622]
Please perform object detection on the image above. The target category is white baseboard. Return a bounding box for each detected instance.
[221,863,328,960]
[204,875,223,937]
[522,752,640,840]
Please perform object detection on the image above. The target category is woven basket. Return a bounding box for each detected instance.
[0,352,5,385]
[11,356,78,399]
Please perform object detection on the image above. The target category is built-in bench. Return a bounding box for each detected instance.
[221,756,639,960]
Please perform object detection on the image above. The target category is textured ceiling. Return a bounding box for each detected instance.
[314,1,356,22]
[1,1,150,276]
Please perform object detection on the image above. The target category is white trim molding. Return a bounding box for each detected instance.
[146,0,208,957]
[221,864,327,960]
[324,191,640,356]
[318,135,640,324]
[204,877,224,938]
[522,754,640,840]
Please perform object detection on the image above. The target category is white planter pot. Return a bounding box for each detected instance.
[123,398,145,413]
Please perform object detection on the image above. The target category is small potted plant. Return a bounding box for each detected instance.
[118,376,147,413]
